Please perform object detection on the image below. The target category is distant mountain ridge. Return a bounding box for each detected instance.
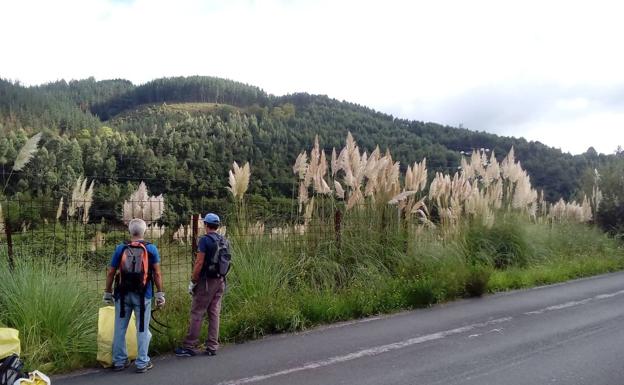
[0,76,611,219]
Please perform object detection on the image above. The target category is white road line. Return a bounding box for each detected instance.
[594,289,624,300]
[219,287,624,385]
[524,299,592,315]
[216,317,512,385]
[524,289,624,316]
[467,328,504,340]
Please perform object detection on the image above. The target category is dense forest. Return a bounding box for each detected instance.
[0,76,619,225]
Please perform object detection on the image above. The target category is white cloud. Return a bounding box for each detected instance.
[1,0,623,154]
[508,112,624,154]
[555,98,590,112]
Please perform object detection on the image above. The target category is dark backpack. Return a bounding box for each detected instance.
[201,233,232,279]
[118,241,150,294]
[115,241,152,332]
[0,354,25,385]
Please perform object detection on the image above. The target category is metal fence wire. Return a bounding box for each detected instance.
[0,195,361,294]
[0,198,198,293]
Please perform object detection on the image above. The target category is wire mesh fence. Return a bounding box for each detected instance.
[0,195,377,295]
[0,198,196,294]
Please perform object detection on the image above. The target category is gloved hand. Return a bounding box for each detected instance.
[155,292,166,308]
[103,292,114,305]
[188,281,197,296]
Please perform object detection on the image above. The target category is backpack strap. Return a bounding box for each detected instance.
[140,242,152,334]
[206,233,221,263]
[206,232,221,242]
[119,293,126,319]
[139,290,146,333]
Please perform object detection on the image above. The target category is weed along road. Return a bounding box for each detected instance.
[59,272,624,385]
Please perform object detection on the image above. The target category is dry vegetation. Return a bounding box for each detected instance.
[235,132,602,240]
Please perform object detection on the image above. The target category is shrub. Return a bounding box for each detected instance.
[403,279,438,307]
[596,159,624,236]
[464,264,492,297]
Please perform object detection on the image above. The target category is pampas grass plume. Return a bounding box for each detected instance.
[56,197,64,221]
[227,161,251,201]
[12,132,42,171]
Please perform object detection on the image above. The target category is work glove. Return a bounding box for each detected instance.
[154,291,166,308]
[188,281,197,296]
[155,292,166,308]
[103,292,114,306]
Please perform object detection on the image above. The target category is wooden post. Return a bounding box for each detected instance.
[334,209,342,250]
[5,222,14,270]
[191,214,199,263]
[401,208,409,253]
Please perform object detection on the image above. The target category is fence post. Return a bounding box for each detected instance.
[401,207,409,253]
[334,209,342,250]
[5,222,14,270]
[191,214,199,262]
[3,201,14,269]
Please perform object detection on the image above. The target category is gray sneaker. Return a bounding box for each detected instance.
[135,361,153,373]
[112,360,130,371]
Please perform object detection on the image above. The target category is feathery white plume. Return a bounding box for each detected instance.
[13,132,42,171]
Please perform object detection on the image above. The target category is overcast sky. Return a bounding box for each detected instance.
[1,0,623,154]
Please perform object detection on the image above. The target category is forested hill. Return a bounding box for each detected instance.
[0,76,611,222]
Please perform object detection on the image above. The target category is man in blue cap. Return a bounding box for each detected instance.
[175,213,227,357]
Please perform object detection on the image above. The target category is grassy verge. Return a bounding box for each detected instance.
[0,258,99,372]
[1,221,622,373]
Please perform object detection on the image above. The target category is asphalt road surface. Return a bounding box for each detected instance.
[58,272,624,385]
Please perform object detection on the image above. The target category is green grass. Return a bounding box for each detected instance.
[0,258,99,372]
[461,216,532,268]
[1,218,623,374]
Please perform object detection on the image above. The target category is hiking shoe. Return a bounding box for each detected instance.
[175,347,196,357]
[112,360,130,371]
[135,361,153,373]
[205,349,217,356]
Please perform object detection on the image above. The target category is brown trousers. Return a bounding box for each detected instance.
[183,277,225,351]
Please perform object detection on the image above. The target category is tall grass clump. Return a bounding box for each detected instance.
[282,133,615,300]
[461,216,532,269]
[536,222,618,259]
[218,236,303,340]
[0,257,98,372]
[488,223,624,291]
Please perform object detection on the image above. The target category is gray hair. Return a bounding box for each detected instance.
[128,218,147,237]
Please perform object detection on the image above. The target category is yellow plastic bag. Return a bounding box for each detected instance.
[0,328,20,359]
[97,306,138,367]
[14,370,51,385]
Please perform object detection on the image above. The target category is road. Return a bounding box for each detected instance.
[58,271,624,385]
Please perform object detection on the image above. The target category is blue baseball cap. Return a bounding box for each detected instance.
[203,213,220,225]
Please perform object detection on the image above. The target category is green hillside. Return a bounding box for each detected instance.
[0,76,614,224]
